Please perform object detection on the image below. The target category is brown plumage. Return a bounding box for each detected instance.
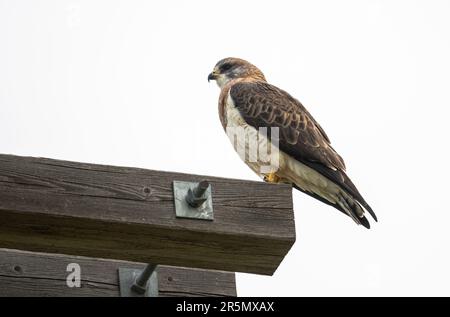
[230,82,346,171]
[208,57,376,228]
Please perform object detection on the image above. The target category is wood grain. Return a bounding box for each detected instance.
[0,154,295,275]
[0,248,236,297]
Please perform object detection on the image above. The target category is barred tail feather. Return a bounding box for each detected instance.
[293,184,372,229]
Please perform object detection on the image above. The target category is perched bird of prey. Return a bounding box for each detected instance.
[208,57,377,228]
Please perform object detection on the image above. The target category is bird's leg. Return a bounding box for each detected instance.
[264,172,281,183]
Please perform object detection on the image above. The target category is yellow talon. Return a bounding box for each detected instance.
[264,172,281,183]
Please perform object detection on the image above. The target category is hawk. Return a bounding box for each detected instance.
[208,57,377,228]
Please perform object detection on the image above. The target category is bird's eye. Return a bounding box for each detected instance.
[220,63,233,72]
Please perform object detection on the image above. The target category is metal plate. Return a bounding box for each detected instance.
[118,267,158,297]
[173,181,214,220]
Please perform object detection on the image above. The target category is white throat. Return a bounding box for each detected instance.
[216,75,231,89]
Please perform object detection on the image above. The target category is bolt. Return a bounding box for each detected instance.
[193,180,209,197]
[131,264,157,295]
[186,180,210,208]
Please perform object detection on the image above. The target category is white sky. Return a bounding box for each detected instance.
[1,0,450,296]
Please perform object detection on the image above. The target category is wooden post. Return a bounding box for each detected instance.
[0,248,236,297]
[0,154,295,275]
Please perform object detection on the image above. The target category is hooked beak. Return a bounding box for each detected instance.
[208,72,218,82]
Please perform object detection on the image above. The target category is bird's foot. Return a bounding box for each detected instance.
[264,172,281,183]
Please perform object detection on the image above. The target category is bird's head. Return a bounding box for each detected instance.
[208,57,266,88]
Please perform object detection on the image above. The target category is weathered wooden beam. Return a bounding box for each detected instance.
[0,154,295,275]
[0,248,236,297]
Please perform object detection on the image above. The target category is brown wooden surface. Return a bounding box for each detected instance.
[0,154,295,275]
[0,248,236,297]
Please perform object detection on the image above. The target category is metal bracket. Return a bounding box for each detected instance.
[118,264,158,297]
[173,180,214,220]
